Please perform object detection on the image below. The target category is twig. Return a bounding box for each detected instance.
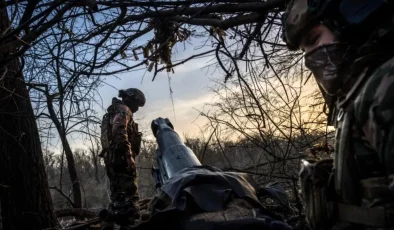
[200,127,217,163]
[62,217,100,230]
[49,186,76,208]
[238,18,265,60]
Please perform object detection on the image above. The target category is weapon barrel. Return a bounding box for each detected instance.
[151,117,201,183]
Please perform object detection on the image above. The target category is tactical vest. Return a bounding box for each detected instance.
[100,105,115,158]
[333,67,394,228]
[300,65,394,229]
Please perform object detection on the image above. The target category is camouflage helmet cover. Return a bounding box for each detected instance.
[119,88,146,107]
[282,0,333,50]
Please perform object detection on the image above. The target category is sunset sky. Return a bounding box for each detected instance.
[65,41,221,150]
[43,28,324,153]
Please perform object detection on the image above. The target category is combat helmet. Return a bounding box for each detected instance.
[281,0,388,126]
[281,0,387,50]
[118,88,146,107]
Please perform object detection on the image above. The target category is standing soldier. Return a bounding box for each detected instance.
[100,88,145,228]
[281,0,394,229]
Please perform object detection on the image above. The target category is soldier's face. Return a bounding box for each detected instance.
[300,24,337,54]
[300,24,349,95]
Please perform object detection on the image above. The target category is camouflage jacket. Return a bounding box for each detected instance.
[107,97,138,158]
[355,57,394,183]
[333,54,394,228]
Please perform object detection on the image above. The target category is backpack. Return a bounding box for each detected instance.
[130,120,142,157]
[99,106,114,158]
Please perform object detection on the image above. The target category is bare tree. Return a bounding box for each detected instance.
[193,46,332,229]
[89,143,102,184]
[44,148,109,211]
[24,20,102,209]
[0,1,335,228]
[1,1,289,76]
[0,2,58,229]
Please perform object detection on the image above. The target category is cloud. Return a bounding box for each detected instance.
[139,89,216,131]
[45,38,222,152]
[61,58,220,151]
[62,90,214,152]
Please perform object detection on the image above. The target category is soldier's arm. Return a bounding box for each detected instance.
[356,58,394,187]
[111,104,133,153]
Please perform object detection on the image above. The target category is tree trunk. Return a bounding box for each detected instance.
[62,138,83,208]
[90,147,100,183]
[46,97,83,208]
[0,3,59,229]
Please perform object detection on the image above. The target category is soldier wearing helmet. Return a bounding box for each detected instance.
[100,88,145,227]
[282,0,394,229]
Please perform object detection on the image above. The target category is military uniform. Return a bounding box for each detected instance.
[102,97,139,203]
[282,0,394,229]
[332,57,394,230]
[100,89,145,229]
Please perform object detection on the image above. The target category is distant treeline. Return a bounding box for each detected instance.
[44,131,333,211]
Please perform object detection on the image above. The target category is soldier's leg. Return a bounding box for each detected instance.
[115,169,139,202]
[113,164,140,220]
[103,154,122,202]
[103,149,134,201]
[126,170,139,203]
[100,164,136,229]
